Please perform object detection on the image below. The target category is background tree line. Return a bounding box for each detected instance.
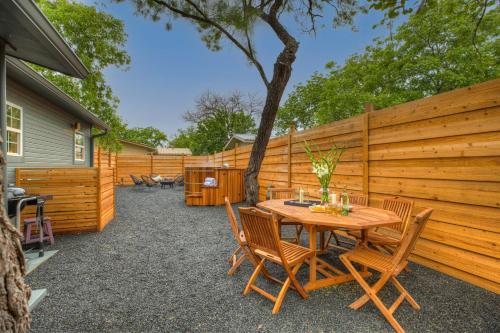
[169,92,260,155]
[34,0,167,150]
[274,0,499,134]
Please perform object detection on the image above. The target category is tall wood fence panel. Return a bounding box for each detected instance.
[16,167,115,233]
[152,156,184,178]
[366,80,500,294]
[115,155,152,185]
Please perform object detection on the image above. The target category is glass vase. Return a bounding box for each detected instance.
[320,187,329,205]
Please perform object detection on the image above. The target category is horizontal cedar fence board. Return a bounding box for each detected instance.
[369,107,500,145]
[369,177,499,208]
[369,157,500,181]
[369,78,500,129]
[293,115,363,140]
[368,194,500,234]
[369,132,500,161]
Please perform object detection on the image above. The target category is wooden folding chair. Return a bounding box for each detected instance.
[323,193,369,250]
[348,197,414,253]
[225,197,254,276]
[339,208,433,333]
[239,207,313,314]
[269,188,303,244]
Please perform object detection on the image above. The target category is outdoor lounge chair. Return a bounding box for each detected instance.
[130,175,143,186]
[150,174,162,184]
[339,208,433,333]
[141,175,156,187]
[268,188,303,244]
[239,206,313,314]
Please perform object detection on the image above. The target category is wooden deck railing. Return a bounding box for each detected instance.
[94,78,500,293]
[16,167,115,233]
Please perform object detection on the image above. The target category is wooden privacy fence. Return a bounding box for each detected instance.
[96,78,500,293]
[16,167,115,233]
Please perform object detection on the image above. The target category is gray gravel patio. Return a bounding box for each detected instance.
[27,187,499,333]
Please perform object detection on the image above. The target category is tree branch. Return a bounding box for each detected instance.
[151,0,270,87]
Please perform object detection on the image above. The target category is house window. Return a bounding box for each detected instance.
[6,103,22,156]
[74,132,85,161]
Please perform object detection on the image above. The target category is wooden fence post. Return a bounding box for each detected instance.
[150,154,154,174]
[181,155,185,176]
[287,123,296,188]
[234,146,237,167]
[363,103,373,196]
[97,167,102,231]
[97,145,101,168]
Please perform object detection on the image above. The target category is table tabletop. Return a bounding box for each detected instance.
[257,199,402,230]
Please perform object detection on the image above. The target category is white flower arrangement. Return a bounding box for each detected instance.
[305,140,345,202]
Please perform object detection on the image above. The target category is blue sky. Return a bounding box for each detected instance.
[93,1,403,137]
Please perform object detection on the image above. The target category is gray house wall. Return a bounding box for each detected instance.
[5,78,92,185]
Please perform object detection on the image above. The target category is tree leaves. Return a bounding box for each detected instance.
[275,0,499,133]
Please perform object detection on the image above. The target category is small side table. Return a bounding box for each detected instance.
[160,179,175,189]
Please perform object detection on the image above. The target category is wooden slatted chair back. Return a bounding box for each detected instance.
[225,197,243,246]
[239,207,281,256]
[391,208,433,267]
[382,197,414,233]
[269,188,296,200]
[349,193,368,206]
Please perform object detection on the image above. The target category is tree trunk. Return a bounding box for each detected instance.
[0,140,31,332]
[245,40,299,206]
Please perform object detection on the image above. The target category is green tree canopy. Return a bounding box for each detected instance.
[275,0,499,134]
[121,126,168,148]
[169,92,259,155]
[35,0,131,149]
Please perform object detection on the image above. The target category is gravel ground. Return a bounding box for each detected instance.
[27,187,499,333]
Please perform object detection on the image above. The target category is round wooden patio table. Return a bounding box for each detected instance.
[257,199,402,292]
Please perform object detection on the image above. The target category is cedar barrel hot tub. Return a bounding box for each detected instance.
[184,166,245,206]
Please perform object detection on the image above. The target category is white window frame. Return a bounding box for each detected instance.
[6,102,23,157]
[74,131,85,162]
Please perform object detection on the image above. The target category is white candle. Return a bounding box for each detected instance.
[330,193,337,205]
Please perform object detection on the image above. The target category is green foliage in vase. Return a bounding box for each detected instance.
[304,140,345,191]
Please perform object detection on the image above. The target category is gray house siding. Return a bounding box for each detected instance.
[5,78,92,185]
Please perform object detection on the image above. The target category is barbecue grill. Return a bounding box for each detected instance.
[8,186,52,257]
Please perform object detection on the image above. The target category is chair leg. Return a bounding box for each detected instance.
[286,263,308,300]
[349,270,392,310]
[244,259,265,296]
[227,253,246,276]
[391,277,420,310]
[341,257,405,333]
[228,247,242,264]
[295,225,303,243]
[272,263,302,314]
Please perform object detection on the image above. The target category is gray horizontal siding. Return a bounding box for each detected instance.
[6,79,92,185]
